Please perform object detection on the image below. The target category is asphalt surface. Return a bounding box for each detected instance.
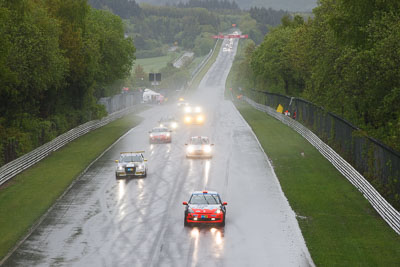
[4,39,314,267]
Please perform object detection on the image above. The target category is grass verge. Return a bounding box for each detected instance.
[135,52,181,72]
[188,40,222,91]
[188,55,206,73]
[0,114,142,261]
[233,100,400,266]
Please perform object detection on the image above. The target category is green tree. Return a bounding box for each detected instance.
[0,0,67,119]
[133,64,148,87]
[87,8,136,97]
[193,33,215,56]
[251,16,305,95]
[239,14,263,44]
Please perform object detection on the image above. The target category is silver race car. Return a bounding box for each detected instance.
[115,151,148,179]
[185,136,214,158]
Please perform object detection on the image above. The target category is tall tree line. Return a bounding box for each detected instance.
[176,0,239,10]
[236,0,400,152]
[89,0,142,19]
[89,0,288,57]
[249,6,288,35]
[136,0,317,12]
[0,0,135,166]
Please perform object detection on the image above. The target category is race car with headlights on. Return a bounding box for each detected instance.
[185,136,214,158]
[149,127,172,143]
[183,191,227,227]
[177,97,189,108]
[183,105,205,125]
[159,116,178,131]
[115,151,147,179]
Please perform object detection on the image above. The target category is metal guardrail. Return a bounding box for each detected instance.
[243,96,400,234]
[0,105,141,187]
[190,39,219,80]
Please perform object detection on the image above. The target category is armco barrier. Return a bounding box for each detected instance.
[190,39,219,80]
[243,96,400,234]
[0,105,141,187]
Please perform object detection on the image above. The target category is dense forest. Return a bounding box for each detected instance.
[130,2,286,56]
[0,0,135,166]
[89,0,142,18]
[88,0,288,93]
[137,0,317,12]
[89,0,288,57]
[232,0,400,152]
[175,0,240,10]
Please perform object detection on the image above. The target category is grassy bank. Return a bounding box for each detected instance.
[188,40,222,91]
[233,100,400,266]
[135,52,181,72]
[0,114,142,261]
[188,55,206,73]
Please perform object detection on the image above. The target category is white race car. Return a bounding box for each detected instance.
[185,136,214,158]
[115,151,147,178]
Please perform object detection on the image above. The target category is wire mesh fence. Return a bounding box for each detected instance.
[245,89,400,210]
[98,91,142,114]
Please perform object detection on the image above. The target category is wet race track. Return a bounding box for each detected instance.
[4,38,314,267]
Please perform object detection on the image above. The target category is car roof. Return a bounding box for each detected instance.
[190,136,209,139]
[160,116,175,120]
[192,191,218,195]
[152,127,168,130]
[120,151,144,155]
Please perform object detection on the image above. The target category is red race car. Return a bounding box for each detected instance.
[149,127,172,143]
[183,191,227,227]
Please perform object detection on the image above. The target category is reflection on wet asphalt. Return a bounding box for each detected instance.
[4,38,314,267]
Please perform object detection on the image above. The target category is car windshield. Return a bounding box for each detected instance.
[120,155,142,162]
[189,194,220,204]
[152,128,168,132]
[191,137,209,145]
[161,116,175,122]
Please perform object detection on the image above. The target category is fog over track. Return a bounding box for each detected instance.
[4,38,314,267]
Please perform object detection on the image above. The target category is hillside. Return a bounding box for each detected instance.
[137,0,318,12]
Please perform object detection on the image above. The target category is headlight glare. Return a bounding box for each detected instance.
[203,145,211,153]
[185,116,192,123]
